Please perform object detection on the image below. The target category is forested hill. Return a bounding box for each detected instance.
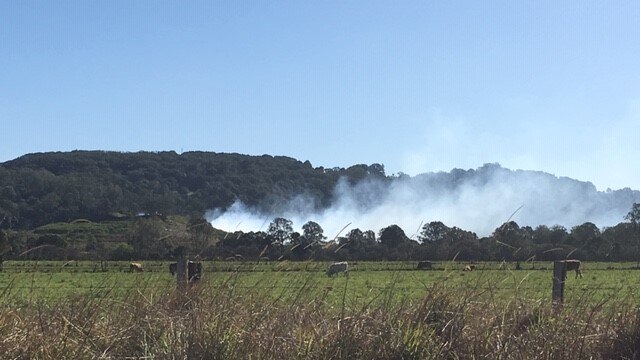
[0,151,386,229]
[0,151,638,231]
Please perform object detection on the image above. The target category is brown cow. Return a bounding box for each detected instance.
[563,260,582,278]
[129,262,144,272]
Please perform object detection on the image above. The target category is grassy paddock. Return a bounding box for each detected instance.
[1,261,640,358]
[1,260,639,306]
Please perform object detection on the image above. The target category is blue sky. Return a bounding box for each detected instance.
[2,1,639,191]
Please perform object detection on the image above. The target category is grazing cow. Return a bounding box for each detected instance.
[417,261,433,270]
[463,264,476,272]
[129,262,144,272]
[327,262,349,277]
[563,260,583,278]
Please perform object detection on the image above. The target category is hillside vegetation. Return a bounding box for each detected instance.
[1,150,381,229]
[1,151,639,262]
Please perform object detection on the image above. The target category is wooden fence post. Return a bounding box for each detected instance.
[176,258,188,290]
[552,261,567,307]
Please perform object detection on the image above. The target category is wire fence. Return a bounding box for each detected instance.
[3,260,639,272]
[2,261,639,306]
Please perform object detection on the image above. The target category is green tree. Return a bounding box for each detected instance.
[492,221,529,261]
[344,228,365,250]
[419,221,450,243]
[110,243,135,260]
[0,230,10,271]
[568,222,603,260]
[0,230,11,255]
[567,222,600,245]
[267,217,294,245]
[379,225,409,248]
[625,203,640,267]
[187,217,216,255]
[532,225,569,245]
[128,218,169,259]
[602,222,636,261]
[302,221,326,245]
[290,232,313,260]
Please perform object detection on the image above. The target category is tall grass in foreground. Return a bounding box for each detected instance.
[1,273,640,359]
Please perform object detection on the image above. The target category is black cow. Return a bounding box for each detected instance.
[188,261,202,281]
[169,261,202,281]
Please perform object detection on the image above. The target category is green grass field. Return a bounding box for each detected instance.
[2,260,638,308]
[2,261,640,358]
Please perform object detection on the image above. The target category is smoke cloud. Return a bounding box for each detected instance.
[206,164,640,238]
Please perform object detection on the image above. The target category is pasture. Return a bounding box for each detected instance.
[1,260,640,358]
[1,260,639,307]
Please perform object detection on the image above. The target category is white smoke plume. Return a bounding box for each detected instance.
[206,164,640,238]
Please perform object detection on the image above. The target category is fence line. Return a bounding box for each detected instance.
[0,284,633,292]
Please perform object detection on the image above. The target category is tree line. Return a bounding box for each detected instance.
[1,203,639,263]
[214,204,640,263]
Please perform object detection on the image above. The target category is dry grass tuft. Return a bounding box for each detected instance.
[0,275,638,359]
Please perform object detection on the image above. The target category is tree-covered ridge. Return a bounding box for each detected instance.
[0,146,638,262]
[1,151,639,232]
[0,151,387,229]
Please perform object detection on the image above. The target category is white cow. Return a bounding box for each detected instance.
[129,262,144,272]
[327,262,349,277]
